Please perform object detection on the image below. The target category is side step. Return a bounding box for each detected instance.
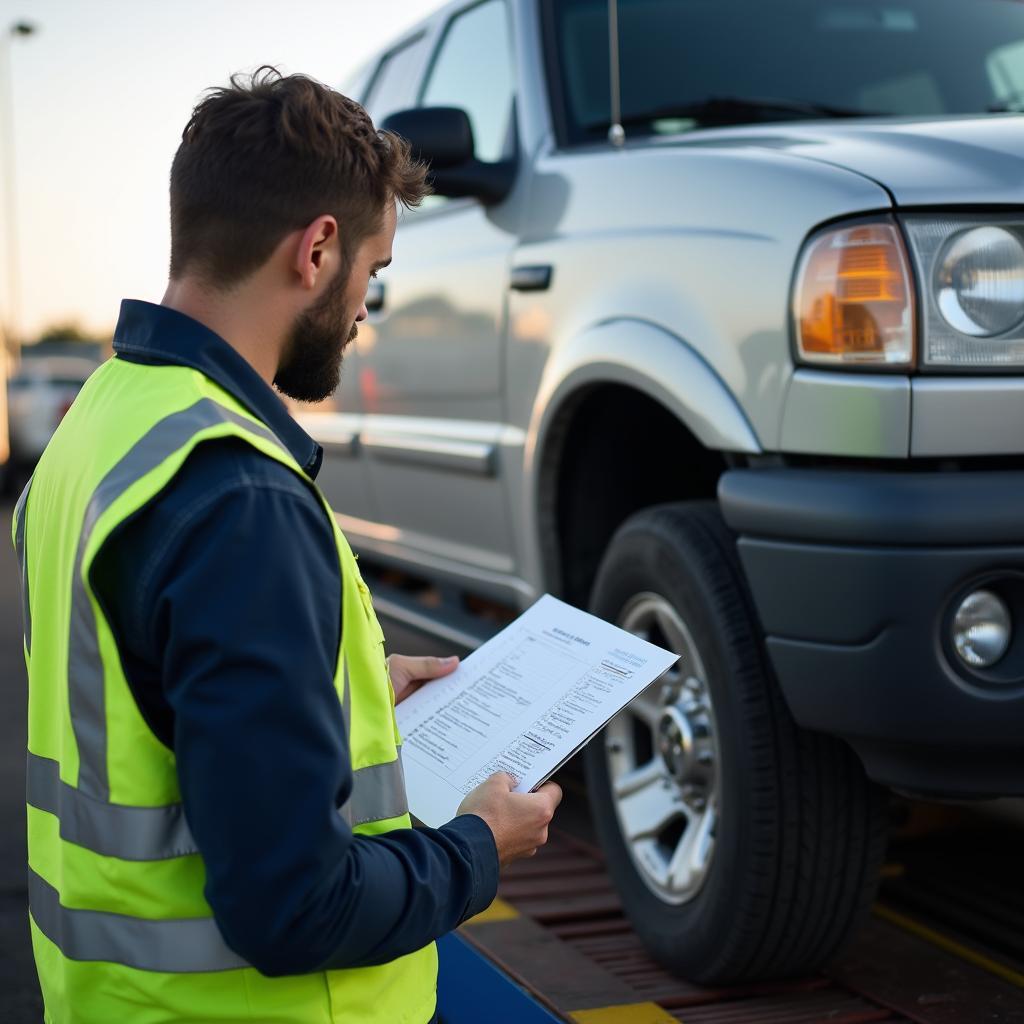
[359,566,505,652]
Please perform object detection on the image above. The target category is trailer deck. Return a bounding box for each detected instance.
[438,825,1024,1024]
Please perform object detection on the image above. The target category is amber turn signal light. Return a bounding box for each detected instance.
[794,221,915,366]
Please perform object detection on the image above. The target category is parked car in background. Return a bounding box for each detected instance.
[307,0,1024,985]
[8,356,96,477]
[0,348,10,492]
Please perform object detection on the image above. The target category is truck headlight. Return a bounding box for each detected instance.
[903,215,1024,368]
[936,227,1024,338]
[793,219,915,367]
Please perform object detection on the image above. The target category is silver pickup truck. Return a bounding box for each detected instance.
[302,0,1024,984]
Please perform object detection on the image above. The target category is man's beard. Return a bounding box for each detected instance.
[274,273,358,403]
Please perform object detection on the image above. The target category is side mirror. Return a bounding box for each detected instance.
[381,106,515,206]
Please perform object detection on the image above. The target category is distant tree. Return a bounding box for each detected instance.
[35,322,105,345]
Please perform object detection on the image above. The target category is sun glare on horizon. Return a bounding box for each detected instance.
[0,0,440,343]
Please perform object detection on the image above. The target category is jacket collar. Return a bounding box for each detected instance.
[112,299,323,478]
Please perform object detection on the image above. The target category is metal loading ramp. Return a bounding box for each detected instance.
[437,829,1024,1024]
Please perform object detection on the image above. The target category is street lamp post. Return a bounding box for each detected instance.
[1,20,37,349]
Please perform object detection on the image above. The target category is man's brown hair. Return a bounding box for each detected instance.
[169,66,428,287]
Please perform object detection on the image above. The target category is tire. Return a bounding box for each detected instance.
[583,501,888,984]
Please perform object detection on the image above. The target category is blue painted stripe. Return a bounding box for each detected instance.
[436,933,563,1024]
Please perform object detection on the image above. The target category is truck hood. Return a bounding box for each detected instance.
[658,115,1024,207]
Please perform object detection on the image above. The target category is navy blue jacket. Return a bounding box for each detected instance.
[90,299,499,979]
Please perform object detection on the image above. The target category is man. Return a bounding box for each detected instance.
[14,68,560,1024]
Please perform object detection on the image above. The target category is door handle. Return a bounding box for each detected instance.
[510,265,553,292]
[365,279,386,313]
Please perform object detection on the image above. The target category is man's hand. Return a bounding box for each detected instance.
[387,653,459,705]
[457,772,563,866]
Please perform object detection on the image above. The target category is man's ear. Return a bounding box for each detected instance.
[294,215,339,291]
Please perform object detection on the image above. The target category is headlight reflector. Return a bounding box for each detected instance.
[794,221,914,366]
[935,227,1024,338]
[902,214,1024,368]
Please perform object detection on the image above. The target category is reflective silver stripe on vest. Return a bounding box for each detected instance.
[28,868,247,973]
[69,400,282,800]
[14,477,32,655]
[337,664,409,827]
[341,752,408,828]
[30,739,406,859]
[27,752,197,861]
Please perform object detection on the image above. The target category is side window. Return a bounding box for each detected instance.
[340,55,376,104]
[420,0,515,163]
[362,32,431,124]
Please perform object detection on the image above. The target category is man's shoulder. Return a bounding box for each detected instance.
[91,433,336,648]
[108,434,330,568]
[167,435,320,514]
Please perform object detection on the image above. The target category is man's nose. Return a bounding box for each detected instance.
[356,302,368,323]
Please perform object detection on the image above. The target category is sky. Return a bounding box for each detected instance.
[0,0,441,340]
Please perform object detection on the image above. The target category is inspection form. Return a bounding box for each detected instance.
[396,594,679,828]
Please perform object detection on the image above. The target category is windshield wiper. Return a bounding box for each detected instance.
[587,94,881,133]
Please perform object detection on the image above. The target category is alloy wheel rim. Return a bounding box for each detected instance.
[604,592,720,905]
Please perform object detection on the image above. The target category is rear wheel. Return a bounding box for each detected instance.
[584,502,888,983]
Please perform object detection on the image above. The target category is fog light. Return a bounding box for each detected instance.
[951,590,1011,668]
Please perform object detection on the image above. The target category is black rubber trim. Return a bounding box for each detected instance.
[719,467,1024,545]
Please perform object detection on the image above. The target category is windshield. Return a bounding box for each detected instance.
[544,0,1024,144]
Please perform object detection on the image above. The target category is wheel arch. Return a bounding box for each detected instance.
[528,319,761,604]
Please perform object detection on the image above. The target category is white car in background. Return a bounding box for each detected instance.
[8,356,96,475]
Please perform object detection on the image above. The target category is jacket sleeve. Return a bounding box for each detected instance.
[100,444,500,976]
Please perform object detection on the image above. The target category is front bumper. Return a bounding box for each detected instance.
[719,467,1024,797]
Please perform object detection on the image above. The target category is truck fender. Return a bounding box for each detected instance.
[526,317,761,480]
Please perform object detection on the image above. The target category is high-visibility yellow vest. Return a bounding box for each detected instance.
[14,355,437,1024]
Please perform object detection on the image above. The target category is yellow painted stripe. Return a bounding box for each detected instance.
[570,1003,679,1023]
[873,903,1024,990]
[462,897,521,925]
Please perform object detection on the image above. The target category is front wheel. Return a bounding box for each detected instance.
[584,502,887,983]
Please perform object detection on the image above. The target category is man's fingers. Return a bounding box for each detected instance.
[488,771,516,791]
[405,656,438,679]
[401,654,459,680]
[536,781,563,813]
[422,655,459,677]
